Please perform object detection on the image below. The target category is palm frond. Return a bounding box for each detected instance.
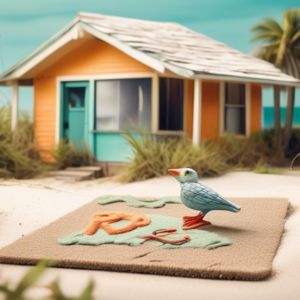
[275,9,300,68]
[291,30,300,44]
[282,9,300,40]
[264,44,279,62]
[284,8,300,29]
[250,8,300,72]
[250,18,283,33]
[250,32,282,43]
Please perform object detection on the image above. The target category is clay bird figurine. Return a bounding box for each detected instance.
[168,168,241,230]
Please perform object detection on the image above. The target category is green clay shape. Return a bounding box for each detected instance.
[58,214,232,250]
[97,195,182,208]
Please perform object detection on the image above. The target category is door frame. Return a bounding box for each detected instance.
[55,73,156,153]
[219,81,251,137]
[59,81,90,146]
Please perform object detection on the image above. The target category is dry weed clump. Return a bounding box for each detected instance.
[116,130,276,183]
[0,105,95,179]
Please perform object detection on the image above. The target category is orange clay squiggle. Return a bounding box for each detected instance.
[141,229,190,245]
[84,212,151,235]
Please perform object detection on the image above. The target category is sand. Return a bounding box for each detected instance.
[0,171,299,299]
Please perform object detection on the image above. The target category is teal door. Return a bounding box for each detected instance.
[61,82,89,146]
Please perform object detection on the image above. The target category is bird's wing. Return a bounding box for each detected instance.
[190,183,236,209]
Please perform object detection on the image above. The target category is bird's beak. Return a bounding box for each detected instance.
[168,169,181,176]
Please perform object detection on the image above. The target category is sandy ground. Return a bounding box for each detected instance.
[0,171,300,300]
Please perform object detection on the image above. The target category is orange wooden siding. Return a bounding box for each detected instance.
[186,80,194,139]
[34,39,154,152]
[250,83,262,132]
[38,40,153,77]
[34,76,56,159]
[201,81,220,140]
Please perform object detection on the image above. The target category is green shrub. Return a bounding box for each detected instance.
[253,160,283,175]
[0,105,46,179]
[250,128,300,159]
[116,130,274,183]
[0,105,96,179]
[52,140,96,170]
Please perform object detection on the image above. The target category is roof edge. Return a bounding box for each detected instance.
[192,73,300,87]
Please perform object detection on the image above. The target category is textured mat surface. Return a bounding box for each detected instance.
[0,197,288,280]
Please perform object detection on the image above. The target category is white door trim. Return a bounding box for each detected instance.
[56,73,157,143]
[245,83,251,137]
[11,81,19,131]
[219,81,225,135]
[192,78,202,144]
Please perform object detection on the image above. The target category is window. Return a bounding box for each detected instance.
[95,78,151,131]
[224,83,245,135]
[68,87,85,108]
[159,78,184,131]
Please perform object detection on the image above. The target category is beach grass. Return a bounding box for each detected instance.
[0,104,47,178]
[0,104,294,180]
[116,130,278,183]
[0,105,96,179]
[52,140,96,170]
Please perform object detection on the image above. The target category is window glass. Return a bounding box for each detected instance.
[225,107,245,134]
[95,79,151,131]
[159,78,184,131]
[68,87,85,108]
[95,81,119,131]
[226,83,245,105]
[224,83,245,134]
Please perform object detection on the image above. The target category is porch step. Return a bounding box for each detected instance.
[54,175,92,181]
[65,166,102,178]
[48,166,102,181]
[48,170,94,181]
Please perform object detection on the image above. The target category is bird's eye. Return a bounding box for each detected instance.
[184,171,190,176]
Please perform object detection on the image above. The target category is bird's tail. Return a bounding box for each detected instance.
[228,201,241,213]
[222,197,241,213]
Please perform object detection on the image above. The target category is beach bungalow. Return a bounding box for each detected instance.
[0,12,300,167]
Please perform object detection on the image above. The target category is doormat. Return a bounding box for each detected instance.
[0,196,288,281]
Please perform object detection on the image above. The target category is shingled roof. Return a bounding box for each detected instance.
[1,12,300,86]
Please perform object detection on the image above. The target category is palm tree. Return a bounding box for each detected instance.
[250,8,300,151]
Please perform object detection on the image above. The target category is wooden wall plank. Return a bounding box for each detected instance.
[250,83,262,133]
[201,81,220,140]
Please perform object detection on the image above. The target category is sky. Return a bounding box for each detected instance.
[0,0,299,112]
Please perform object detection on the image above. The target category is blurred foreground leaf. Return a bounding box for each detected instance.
[0,260,94,300]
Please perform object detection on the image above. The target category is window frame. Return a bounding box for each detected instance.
[56,73,188,147]
[94,77,155,133]
[219,81,251,137]
[156,75,187,135]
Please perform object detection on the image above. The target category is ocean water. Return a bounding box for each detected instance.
[263,107,300,128]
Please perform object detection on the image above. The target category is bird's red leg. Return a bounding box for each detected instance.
[182,212,210,230]
[183,215,198,220]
